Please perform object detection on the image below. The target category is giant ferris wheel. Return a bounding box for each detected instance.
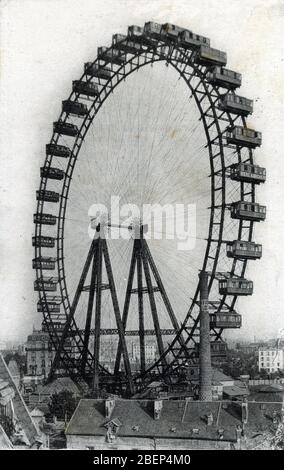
[32,22,266,396]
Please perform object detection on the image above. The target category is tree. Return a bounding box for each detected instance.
[48,390,79,421]
[259,368,269,379]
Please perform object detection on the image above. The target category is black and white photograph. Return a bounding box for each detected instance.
[0,0,283,456]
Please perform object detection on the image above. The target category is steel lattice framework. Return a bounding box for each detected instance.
[33,22,266,395]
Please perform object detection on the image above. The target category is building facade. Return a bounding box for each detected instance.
[26,329,55,378]
[131,342,157,363]
[258,347,284,374]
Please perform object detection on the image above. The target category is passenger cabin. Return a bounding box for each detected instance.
[62,100,88,117]
[230,163,266,184]
[161,23,186,40]
[34,277,58,292]
[73,80,99,97]
[97,47,126,65]
[113,39,142,54]
[206,67,242,89]
[128,25,153,45]
[84,63,112,80]
[179,30,210,49]
[46,144,70,158]
[37,300,61,313]
[112,34,127,46]
[36,190,60,203]
[219,278,253,296]
[210,312,242,329]
[218,94,253,116]
[32,236,55,248]
[42,321,65,332]
[32,257,56,270]
[226,240,262,260]
[195,45,227,67]
[230,201,266,222]
[128,25,143,39]
[196,341,227,357]
[40,166,64,180]
[33,213,57,226]
[144,22,163,39]
[210,342,227,357]
[226,126,262,148]
[53,120,78,137]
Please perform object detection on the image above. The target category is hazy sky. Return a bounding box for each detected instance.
[0,0,284,344]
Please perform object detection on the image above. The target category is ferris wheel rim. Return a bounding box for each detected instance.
[34,28,258,387]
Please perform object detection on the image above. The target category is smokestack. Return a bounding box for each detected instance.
[198,270,212,401]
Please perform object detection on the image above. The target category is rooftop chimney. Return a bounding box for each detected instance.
[105,398,115,419]
[241,399,248,425]
[154,400,163,420]
[198,271,212,401]
[206,412,214,426]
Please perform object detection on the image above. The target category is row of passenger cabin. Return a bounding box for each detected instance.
[97,47,127,65]
[218,94,253,116]
[226,126,262,148]
[226,240,262,260]
[128,23,210,49]
[230,201,266,222]
[73,80,99,97]
[111,23,238,84]
[41,321,65,333]
[128,25,159,46]
[84,62,113,80]
[62,100,88,117]
[37,299,61,313]
[33,213,57,226]
[32,236,55,248]
[34,277,58,292]
[219,278,253,296]
[46,144,71,158]
[230,163,266,184]
[36,190,60,203]
[209,312,242,329]
[196,341,227,357]
[207,67,242,89]
[53,120,78,137]
[143,22,211,49]
[40,166,64,180]
[32,257,56,270]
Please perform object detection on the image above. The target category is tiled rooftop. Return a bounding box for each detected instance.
[66,398,283,442]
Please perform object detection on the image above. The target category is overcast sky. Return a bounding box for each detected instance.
[0,0,284,345]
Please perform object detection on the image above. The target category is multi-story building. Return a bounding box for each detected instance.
[258,347,284,374]
[26,329,55,378]
[131,342,157,364]
[65,397,284,450]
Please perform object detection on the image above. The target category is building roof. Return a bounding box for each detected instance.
[212,369,234,383]
[37,377,81,396]
[254,384,284,393]
[0,424,13,449]
[7,360,20,377]
[30,407,45,418]
[0,354,39,445]
[223,385,249,398]
[66,398,282,442]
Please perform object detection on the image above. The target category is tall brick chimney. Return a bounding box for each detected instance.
[198,270,212,401]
